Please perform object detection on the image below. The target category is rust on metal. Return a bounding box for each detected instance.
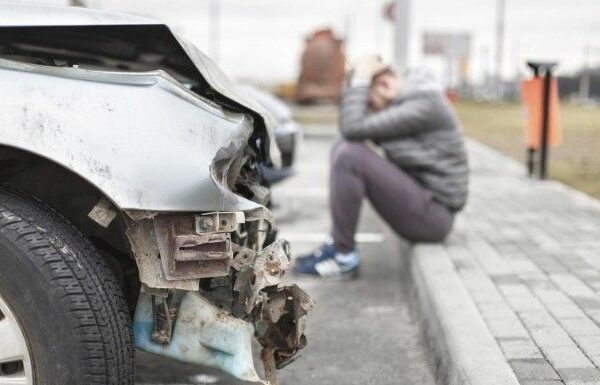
[125,218,198,291]
[261,347,279,385]
[154,213,242,280]
[126,207,313,384]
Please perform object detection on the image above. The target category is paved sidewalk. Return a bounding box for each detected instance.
[414,140,600,385]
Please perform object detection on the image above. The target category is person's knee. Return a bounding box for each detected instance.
[331,141,367,169]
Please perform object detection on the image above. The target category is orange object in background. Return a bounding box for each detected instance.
[445,89,458,104]
[295,28,346,104]
[521,78,562,149]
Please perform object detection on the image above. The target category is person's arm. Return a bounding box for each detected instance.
[339,86,432,141]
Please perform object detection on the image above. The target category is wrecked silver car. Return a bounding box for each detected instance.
[0,3,312,385]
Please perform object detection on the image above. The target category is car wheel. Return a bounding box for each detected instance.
[0,188,134,385]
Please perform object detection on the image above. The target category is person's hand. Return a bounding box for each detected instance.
[352,54,386,81]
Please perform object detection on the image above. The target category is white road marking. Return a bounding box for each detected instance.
[279,232,385,243]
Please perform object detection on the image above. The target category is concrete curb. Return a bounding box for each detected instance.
[411,244,520,385]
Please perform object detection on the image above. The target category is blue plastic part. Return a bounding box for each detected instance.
[133,292,262,383]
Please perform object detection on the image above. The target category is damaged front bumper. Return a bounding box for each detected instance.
[126,209,314,384]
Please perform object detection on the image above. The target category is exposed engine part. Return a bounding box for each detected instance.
[233,239,291,315]
[230,239,314,383]
[127,207,314,384]
[195,212,244,234]
[153,212,245,281]
[125,218,198,291]
[256,285,313,369]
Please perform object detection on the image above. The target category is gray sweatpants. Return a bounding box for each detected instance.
[330,140,454,253]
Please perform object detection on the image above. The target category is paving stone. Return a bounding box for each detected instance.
[499,284,545,312]
[479,302,517,319]
[493,274,523,285]
[573,335,600,356]
[542,346,594,369]
[573,298,600,311]
[585,310,600,324]
[486,314,530,339]
[556,367,600,382]
[520,311,561,329]
[520,382,563,385]
[510,359,561,381]
[531,283,574,305]
[559,318,600,336]
[530,327,577,348]
[458,268,506,304]
[589,356,600,368]
[499,338,544,360]
[546,301,588,320]
[552,275,598,299]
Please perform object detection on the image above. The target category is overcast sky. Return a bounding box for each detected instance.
[44,0,600,85]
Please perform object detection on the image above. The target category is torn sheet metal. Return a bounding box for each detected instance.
[256,285,314,370]
[233,239,292,315]
[134,292,263,383]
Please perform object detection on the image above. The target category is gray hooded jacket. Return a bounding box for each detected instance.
[339,70,469,211]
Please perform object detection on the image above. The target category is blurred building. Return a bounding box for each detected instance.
[558,68,600,102]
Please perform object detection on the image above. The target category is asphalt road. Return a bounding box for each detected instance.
[136,135,435,385]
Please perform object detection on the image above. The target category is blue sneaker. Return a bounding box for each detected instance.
[293,242,360,279]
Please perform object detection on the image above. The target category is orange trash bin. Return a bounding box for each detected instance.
[521,77,562,149]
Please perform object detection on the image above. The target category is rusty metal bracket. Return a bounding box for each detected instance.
[233,239,291,315]
[150,292,182,345]
[195,211,244,234]
[154,214,238,280]
[256,285,314,370]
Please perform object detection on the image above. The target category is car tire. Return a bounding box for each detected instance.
[0,187,134,385]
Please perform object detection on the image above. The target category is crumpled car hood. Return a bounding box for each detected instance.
[0,1,280,167]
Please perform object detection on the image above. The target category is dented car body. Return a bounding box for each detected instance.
[0,3,312,384]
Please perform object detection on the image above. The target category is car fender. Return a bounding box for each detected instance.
[0,59,261,212]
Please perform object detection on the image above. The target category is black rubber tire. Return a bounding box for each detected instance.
[0,187,134,385]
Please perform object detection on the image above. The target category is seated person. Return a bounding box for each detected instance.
[293,55,469,279]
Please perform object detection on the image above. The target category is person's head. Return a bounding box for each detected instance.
[368,68,403,111]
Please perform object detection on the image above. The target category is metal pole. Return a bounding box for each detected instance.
[394,0,410,71]
[209,0,220,65]
[526,64,539,177]
[526,148,535,176]
[495,0,505,99]
[539,68,552,179]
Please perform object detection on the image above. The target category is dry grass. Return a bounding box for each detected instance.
[455,100,600,199]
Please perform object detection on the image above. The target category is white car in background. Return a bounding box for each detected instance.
[238,85,302,185]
